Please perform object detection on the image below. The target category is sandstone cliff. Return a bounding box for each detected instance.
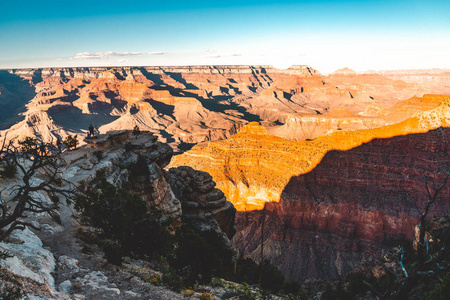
[170,96,450,282]
[170,95,450,211]
[234,128,450,282]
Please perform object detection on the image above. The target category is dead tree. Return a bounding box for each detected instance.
[0,136,75,240]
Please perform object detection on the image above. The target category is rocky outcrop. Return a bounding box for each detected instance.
[79,131,237,238]
[0,228,67,299]
[168,166,236,239]
[82,131,181,218]
[167,166,237,257]
[0,130,237,298]
[234,128,450,283]
[78,131,237,257]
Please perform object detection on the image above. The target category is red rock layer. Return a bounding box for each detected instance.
[234,128,450,282]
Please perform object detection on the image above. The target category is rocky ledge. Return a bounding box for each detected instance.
[0,130,237,298]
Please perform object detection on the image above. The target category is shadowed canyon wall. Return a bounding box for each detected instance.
[234,128,450,282]
[170,97,450,282]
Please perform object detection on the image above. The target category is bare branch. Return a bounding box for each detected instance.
[0,138,75,240]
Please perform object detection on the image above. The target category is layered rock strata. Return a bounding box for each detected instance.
[1,65,437,151]
[234,128,450,282]
[168,166,236,249]
[170,96,450,211]
[170,98,450,282]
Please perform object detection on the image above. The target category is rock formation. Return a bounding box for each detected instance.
[0,130,237,298]
[234,127,450,282]
[2,65,443,151]
[78,131,236,243]
[170,95,450,211]
[170,97,450,282]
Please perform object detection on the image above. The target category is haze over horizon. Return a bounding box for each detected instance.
[1,0,449,73]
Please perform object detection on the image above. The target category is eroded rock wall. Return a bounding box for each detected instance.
[234,128,450,282]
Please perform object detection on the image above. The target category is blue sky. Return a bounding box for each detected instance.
[1,0,449,73]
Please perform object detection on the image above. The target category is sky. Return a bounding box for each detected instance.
[1,0,449,73]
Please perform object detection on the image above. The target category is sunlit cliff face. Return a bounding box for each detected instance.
[170,95,450,211]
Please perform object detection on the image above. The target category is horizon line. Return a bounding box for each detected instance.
[2,64,450,75]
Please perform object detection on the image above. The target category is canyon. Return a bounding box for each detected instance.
[234,127,450,282]
[170,96,450,281]
[2,65,450,285]
[170,95,450,211]
[0,65,441,152]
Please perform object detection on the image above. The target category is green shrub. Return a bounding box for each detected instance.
[75,174,174,258]
[429,272,450,300]
[232,258,259,285]
[103,242,123,266]
[230,258,285,293]
[172,223,235,286]
[233,283,260,300]
[161,267,185,292]
[63,134,78,150]
[259,260,285,293]
[211,277,226,287]
[0,159,17,178]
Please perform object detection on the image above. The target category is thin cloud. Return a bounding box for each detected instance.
[204,53,242,59]
[71,51,166,60]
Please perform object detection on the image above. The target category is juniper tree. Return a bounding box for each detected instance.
[0,136,74,240]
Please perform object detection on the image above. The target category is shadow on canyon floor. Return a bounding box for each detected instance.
[50,106,120,132]
[0,71,36,129]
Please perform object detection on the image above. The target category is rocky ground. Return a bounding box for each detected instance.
[0,223,239,299]
[0,130,247,299]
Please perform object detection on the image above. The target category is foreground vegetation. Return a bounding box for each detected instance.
[75,172,308,298]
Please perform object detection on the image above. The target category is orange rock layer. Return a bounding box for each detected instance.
[234,126,450,282]
[169,95,450,211]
